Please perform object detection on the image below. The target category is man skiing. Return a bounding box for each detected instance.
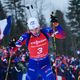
[10,17,66,80]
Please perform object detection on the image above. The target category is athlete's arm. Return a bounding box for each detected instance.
[52,22,66,39]
[10,32,30,55]
[42,23,66,39]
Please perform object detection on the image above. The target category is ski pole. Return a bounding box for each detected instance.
[5,52,12,80]
[52,23,58,80]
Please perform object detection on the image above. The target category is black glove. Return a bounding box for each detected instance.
[50,12,58,23]
[9,38,16,47]
[9,41,15,47]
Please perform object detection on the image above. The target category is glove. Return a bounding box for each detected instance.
[50,12,59,28]
[8,38,16,47]
[50,12,58,22]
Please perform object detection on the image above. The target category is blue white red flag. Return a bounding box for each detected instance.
[0,16,11,40]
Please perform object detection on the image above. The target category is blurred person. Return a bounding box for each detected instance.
[78,71,80,80]
[10,17,66,80]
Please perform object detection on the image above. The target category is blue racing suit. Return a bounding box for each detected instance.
[26,55,56,80]
[12,25,65,80]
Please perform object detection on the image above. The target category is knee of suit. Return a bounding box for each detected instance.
[26,73,31,80]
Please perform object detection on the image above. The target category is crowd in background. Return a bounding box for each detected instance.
[0,45,80,80]
[0,45,29,80]
[51,53,80,80]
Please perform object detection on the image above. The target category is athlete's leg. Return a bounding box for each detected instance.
[26,59,39,80]
[40,65,56,80]
[26,69,38,80]
[39,56,56,80]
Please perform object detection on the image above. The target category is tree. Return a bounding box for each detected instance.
[53,10,70,55]
[66,0,80,55]
[1,0,27,45]
[30,0,47,28]
[3,0,25,23]
[39,14,47,28]
[0,1,6,19]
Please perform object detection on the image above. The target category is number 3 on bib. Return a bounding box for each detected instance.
[37,47,43,54]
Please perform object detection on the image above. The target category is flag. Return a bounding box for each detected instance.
[0,16,11,40]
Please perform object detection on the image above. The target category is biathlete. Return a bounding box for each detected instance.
[10,17,66,80]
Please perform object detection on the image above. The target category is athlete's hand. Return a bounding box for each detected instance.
[52,22,59,28]
[50,13,59,28]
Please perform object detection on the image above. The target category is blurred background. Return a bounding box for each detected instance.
[0,0,80,57]
[0,0,80,80]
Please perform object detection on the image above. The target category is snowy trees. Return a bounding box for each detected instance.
[0,1,6,20]
[0,0,47,45]
[66,0,80,55]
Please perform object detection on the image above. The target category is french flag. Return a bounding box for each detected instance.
[0,16,11,40]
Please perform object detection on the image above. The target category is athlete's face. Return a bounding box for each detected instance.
[30,27,40,36]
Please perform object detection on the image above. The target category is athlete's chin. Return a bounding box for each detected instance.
[33,33,40,36]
